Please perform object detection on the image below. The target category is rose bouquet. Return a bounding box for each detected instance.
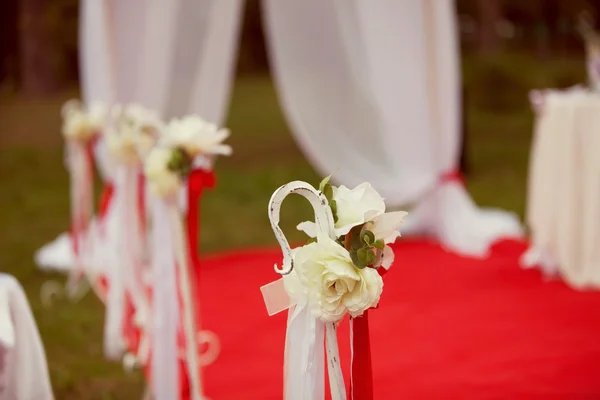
[264,177,406,400]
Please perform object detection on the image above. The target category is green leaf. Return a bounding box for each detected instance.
[306,237,317,245]
[319,174,333,192]
[361,230,375,245]
[357,247,376,267]
[364,249,376,265]
[323,183,333,202]
[167,147,193,176]
[350,225,364,249]
[373,239,385,250]
[350,250,362,267]
[329,199,338,223]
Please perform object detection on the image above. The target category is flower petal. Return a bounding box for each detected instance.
[370,211,408,244]
[296,221,317,238]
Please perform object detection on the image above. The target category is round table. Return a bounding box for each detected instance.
[522,86,600,289]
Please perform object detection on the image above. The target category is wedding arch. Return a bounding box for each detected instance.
[36,0,522,272]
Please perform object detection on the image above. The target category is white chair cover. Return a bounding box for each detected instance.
[0,274,53,400]
[522,88,600,288]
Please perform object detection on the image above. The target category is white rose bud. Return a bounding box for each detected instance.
[298,182,387,238]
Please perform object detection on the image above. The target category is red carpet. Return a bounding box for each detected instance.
[198,239,600,399]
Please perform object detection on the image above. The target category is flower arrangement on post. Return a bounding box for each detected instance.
[289,176,407,322]
[264,177,406,400]
[100,103,164,364]
[60,100,109,300]
[143,115,230,400]
[144,115,231,198]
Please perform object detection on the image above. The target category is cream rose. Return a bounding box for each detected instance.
[161,115,232,157]
[298,182,386,238]
[144,147,181,198]
[284,235,383,322]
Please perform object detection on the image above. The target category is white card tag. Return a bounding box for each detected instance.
[260,278,295,316]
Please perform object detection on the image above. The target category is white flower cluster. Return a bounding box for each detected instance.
[61,100,108,142]
[144,115,232,198]
[104,104,164,164]
[60,100,232,198]
[285,180,407,322]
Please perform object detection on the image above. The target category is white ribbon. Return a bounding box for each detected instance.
[268,181,346,400]
[169,201,205,400]
[151,196,181,400]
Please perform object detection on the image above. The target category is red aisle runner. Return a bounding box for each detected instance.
[198,239,600,399]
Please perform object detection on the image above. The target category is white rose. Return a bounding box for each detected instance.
[284,235,383,322]
[61,100,108,142]
[161,115,232,157]
[105,125,139,164]
[105,104,163,163]
[297,182,386,238]
[144,147,181,198]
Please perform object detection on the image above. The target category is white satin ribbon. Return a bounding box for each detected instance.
[151,196,181,400]
[268,181,347,400]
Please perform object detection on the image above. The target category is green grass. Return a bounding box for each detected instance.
[0,53,586,398]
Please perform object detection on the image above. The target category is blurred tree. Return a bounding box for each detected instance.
[0,0,19,88]
[19,0,62,95]
[237,0,269,75]
[476,0,503,52]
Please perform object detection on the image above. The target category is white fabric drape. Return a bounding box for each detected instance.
[521,88,600,288]
[263,0,523,257]
[36,0,243,272]
[0,274,54,400]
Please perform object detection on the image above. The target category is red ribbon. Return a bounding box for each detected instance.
[186,169,215,269]
[351,312,374,400]
[440,169,464,186]
[349,267,389,399]
[98,184,115,219]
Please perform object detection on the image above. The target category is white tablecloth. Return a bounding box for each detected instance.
[0,274,53,399]
[522,87,600,289]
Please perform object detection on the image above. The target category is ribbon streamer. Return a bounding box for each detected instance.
[66,141,96,298]
[268,181,346,400]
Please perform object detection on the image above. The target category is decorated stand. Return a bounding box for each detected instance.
[143,116,230,399]
[521,13,600,288]
[40,101,112,303]
[262,177,406,399]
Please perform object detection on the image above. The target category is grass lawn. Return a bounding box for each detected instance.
[0,53,586,398]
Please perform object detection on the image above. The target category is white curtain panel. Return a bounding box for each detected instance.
[0,274,54,400]
[263,0,523,257]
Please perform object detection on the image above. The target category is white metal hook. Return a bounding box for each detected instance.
[268,181,336,275]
